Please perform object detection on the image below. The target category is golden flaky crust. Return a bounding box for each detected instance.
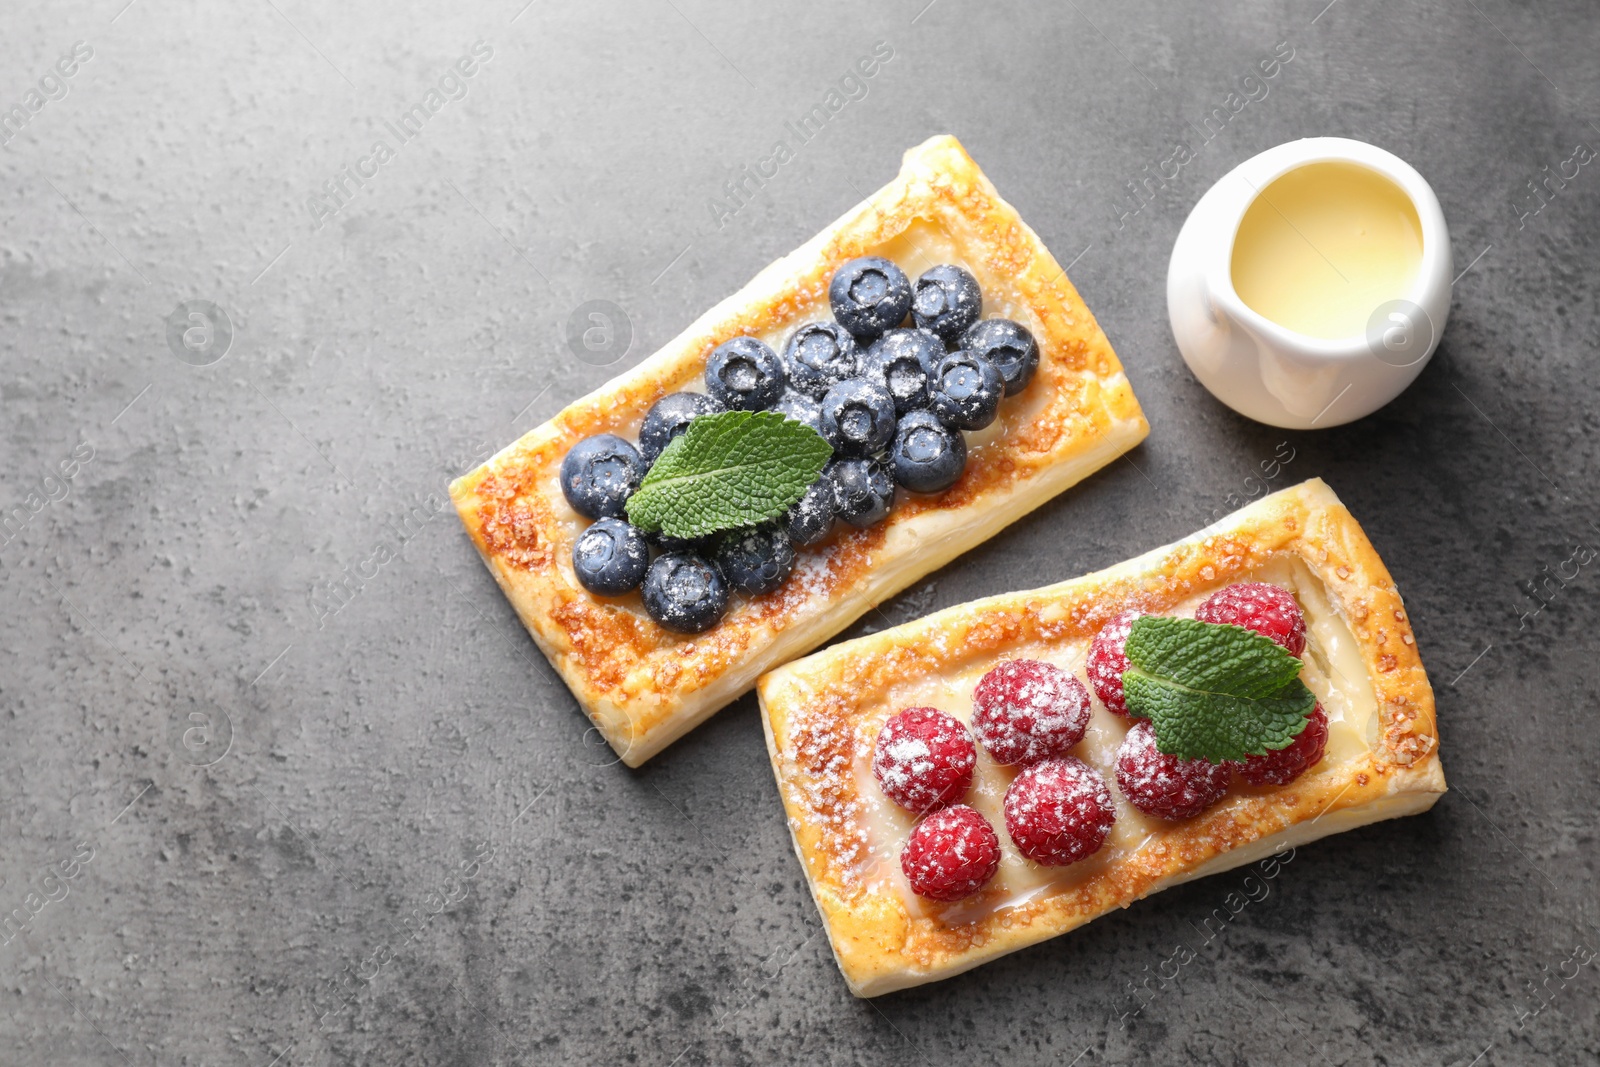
[449,135,1149,766]
[757,479,1446,996]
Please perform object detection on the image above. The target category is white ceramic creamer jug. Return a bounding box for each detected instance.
[1166,138,1452,429]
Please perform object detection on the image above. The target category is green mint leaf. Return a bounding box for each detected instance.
[625,409,832,539]
[1125,616,1305,698]
[1123,671,1316,762]
[1122,615,1315,761]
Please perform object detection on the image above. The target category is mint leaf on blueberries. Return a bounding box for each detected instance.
[1122,615,1315,762]
[625,410,832,539]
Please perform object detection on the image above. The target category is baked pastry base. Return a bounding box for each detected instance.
[757,478,1445,996]
[449,135,1147,766]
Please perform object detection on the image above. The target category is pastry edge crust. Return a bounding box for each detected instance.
[756,477,1446,996]
[449,134,1148,766]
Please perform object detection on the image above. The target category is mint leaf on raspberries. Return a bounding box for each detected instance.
[625,410,832,539]
[1121,616,1315,762]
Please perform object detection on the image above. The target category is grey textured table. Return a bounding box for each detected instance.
[3,1,1596,1064]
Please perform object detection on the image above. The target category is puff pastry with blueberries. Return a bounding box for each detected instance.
[450,135,1147,766]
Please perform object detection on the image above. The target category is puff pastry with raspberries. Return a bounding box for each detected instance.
[757,478,1445,996]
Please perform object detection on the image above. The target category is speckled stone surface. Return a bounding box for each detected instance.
[2,1,1596,1064]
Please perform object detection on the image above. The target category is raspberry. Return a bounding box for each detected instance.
[900,804,1002,901]
[1002,757,1116,866]
[1194,582,1307,656]
[1240,704,1329,786]
[1086,609,1143,717]
[972,659,1091,766]
[871,707,976,814]
[1114,719,1231,820]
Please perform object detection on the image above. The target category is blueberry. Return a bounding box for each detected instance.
[772,391,825,437]
[784,477,835,546]
[781,322,858,399]
[929,351,1004,431]
[559,434,643,519]
[961,318,1039,396]
[713,524,796,596]
[829,256,913,342]
[705,336,785,411]
[861,328,943,414]
[828,457,896,527]
[820,377,896,458]
[644,527,705,554]
[638,392,724,462]
[641,552,729,634]
[911,264,982,342]
[571,518,650,596]
[890,410,968,494]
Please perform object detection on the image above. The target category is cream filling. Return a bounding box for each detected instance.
[848,558,1378,923]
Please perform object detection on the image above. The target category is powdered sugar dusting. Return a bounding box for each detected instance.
[787,703,873,877]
